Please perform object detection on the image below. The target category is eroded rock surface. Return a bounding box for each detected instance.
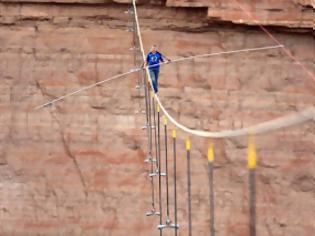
[0,1,314,236]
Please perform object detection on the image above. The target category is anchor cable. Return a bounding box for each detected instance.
[163,117,171,220]
[172,129,179,236]
[152,97,160,171]
[131,0,314,139]
[186,138,192,236]
[233,0,315,82]
[157,105,163,236]
[208,143,215,236]
[248,137,257,236]
[148,92,155,210]
[35,45,284,111]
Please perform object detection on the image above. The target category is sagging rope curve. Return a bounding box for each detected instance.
[34,45,283,110]
[34,1,315,138]
[131,0,315,138]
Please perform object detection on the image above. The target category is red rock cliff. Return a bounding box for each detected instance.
[0,1,314,236]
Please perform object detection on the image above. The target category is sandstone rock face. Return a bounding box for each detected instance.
[0,0,314,28]
[167,0,315,28]
[0,1,315,236]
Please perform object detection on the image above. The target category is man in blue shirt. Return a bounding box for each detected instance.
[144,45,171,93]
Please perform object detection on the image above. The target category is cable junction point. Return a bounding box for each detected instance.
[124,8,135,15]
[34,45,295,113]
[149,169,166,177]
[129,67,140,72]
[129,47,140,51]
[158,219,179,230]
[141,124,156,130]
[135,84,144,89]
[144,155,157,163]
[126,27,135,32]
[146,209,160,217]
[135,110,146,114]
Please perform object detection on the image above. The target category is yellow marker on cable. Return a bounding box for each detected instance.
[150,91,154,98]
[163,116,168,126]
[157,104,160,113]
[208,142,214,162]
[163,116,168,125]
[186,138,191,151]
[247,136,257,169]
[172,129,177,138]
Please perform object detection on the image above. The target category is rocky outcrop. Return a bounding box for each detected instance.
[0,1,314,236]
[167,0,314,28]
[1,0,313,28]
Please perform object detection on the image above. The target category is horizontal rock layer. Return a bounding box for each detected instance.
[0,0,314,28]
[0,1,314,236]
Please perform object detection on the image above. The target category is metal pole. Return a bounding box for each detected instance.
[140,33,155,215]
[208,163,215,236]
[249,170,256,236]
[153,98,159,171]
[148,91,153,156]
[208,144,215,236]
[158,106,163,236]
[173,129,178,236]
[248,137,257,236]
[186,139,192,236]
[147,98,155,211]
[164,117,170,221]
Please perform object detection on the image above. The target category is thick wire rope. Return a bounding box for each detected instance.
[152,98,160,171]
[232,0,315,82]
[208,159,215,236]
[34,69,140,110]
[34,45,283,110]
[35,1,315,139]
[163,119,171,222]
[173,131,179,236]
[131,0,315,139]
[249,170,256,236]
[157,108,163,236]
[186,144,192,236]
[148,89,156,211]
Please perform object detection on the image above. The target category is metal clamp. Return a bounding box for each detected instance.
[129,67,139,73]
[158,219,179,230]
[149,169,166,177]
[144,156,157,163]
[135,84,144,89]
[141,124,156,130]
[124,8,134,15]
[146,209,160,216]
[135,110,146,114]
[129,47,140,51]
[126,27,135,32]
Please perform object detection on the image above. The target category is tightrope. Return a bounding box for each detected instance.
[132,0,315,138]
[34,2,315,138]
[34,69,140,110]
[35,45,282,110]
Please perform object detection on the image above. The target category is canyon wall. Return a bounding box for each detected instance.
[0,1,314,236]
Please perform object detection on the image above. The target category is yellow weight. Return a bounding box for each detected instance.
[172,129,177,138]
[163,116,168,126]
[186,138,191,151]
[247,136,257,169]
[208,142,214,162]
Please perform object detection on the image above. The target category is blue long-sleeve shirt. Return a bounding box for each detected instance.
[146,52,164,70]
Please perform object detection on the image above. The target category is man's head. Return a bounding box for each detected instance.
[151,45,157,53]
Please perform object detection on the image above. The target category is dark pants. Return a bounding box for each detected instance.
[149,68,160,93]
